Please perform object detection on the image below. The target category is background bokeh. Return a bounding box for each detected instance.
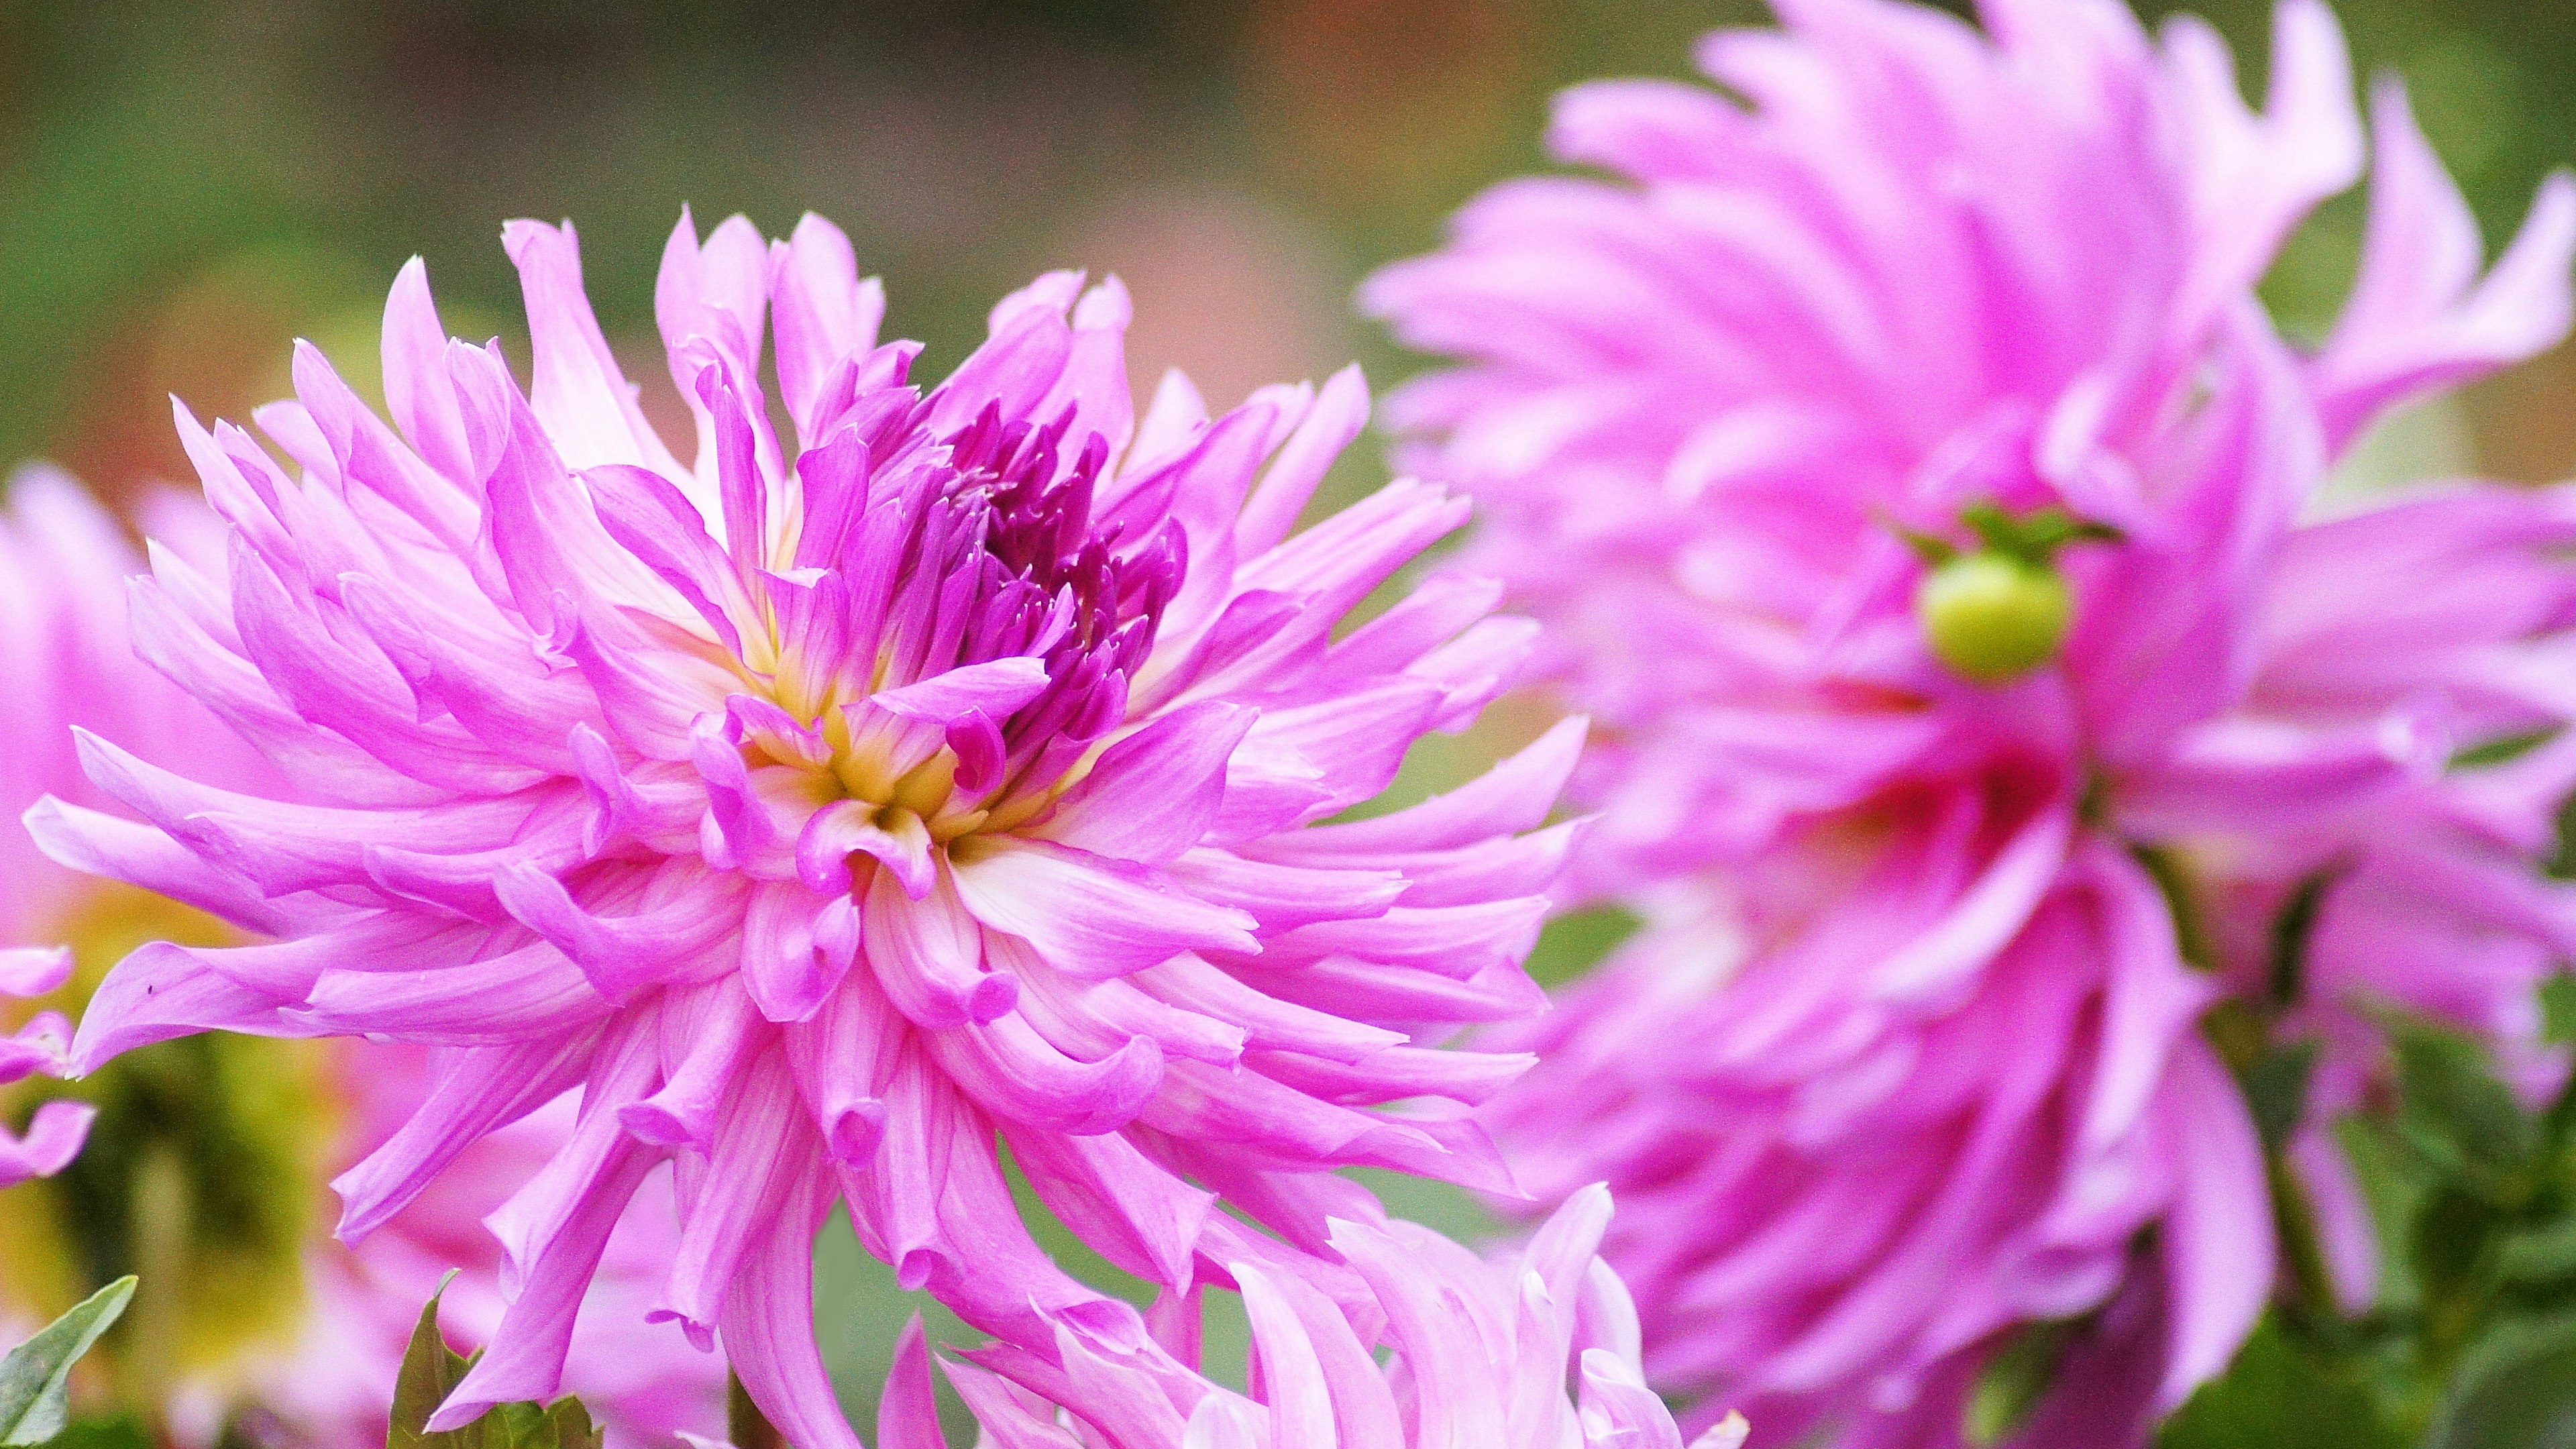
[0,0,2565,1431]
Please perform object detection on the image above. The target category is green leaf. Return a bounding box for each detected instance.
[0,1277,136,1447]
[2498,1215,2576,1288]
[2392,1022,2538,1184]
[390,1273,474,1449]
[2452,728,2559,771]
[535,1397,603,1449]
[2155,1314,2406,1449]
[1955,502,2122,562]
[483,1397,601,1449]
[1964,1318,2080,1446]
[1958,501,2019,555]
[1896,526,1959,567]
[2424,1313,2576,1448]
[388,1277,603,1449]
[482,1403,550,1449]
[2540,973,2576,1049]
[32,1417,146,1449]
[1525,904,1642,989]
[2417,1188,2503,1300]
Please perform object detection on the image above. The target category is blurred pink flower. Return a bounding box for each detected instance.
[0,469,718,1444]
[0,941,85,1191]
[1368,0,2576,1442]
[892,1185,1748,1449]
[0,466,233,1192]
[46,211,1570,1438]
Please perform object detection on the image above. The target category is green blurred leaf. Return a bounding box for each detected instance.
[2241,1040,2320,1153]
[2453,729,2559,771]
[2392,1023,2537,1183]
[2156,1315,2404,1449]
[1895,525,1958,567]
[34,1417,146,1449]
[0,1276,136,1448]
[2418,1189,2504,1313]
[1964,1318,2079,1446]
[2541,974,2576,1049]
[1526,904,1642,989]
[2499,1216,2576,1289]
[1955,502,2121,562]
[2425,1314,2576,1449]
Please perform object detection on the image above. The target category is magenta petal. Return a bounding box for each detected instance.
[0,946,71,998]
[0,1101,95,1188]
[953,839,1258,981]
[871,657,1053,727]
[2155,1039,2274,1407]
[877,1316,951,1449]
[430,1135,655,1428]
[1039,702,1252,864]
[798,800,934,898]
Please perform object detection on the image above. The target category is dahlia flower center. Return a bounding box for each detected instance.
[704,408,1176,871]
[0,884,335,1391]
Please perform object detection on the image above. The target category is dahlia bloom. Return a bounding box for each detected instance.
[892,1186,1748,1449]
[1368,0,2576,1442]
[49,211,1568,1439]
[0,470,717,1445]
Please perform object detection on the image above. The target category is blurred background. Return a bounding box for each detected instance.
[0,0,2566,1433]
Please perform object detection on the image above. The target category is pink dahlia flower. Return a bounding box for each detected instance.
[0,470,716,1444]
[885,1185,1747,1449]
[1367,0,2576,1442]
[47,211,1570,1440]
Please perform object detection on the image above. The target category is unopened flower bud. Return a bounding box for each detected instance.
[1917,550,2070,684]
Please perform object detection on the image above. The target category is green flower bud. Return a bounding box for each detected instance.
[1916,549,2071,684]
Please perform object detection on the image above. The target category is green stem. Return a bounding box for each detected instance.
[2143,847,2347,1336]
[2265,1150,2344,1334]
[729,1372,788,1449]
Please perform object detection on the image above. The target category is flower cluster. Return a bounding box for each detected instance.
[46,211,1570,1437]
[1369,0,2576,1441]
[888,1187,1747,1449]
[17,0,2576,1442]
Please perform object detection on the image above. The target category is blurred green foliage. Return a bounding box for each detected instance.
[2157,997,2576,1449]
